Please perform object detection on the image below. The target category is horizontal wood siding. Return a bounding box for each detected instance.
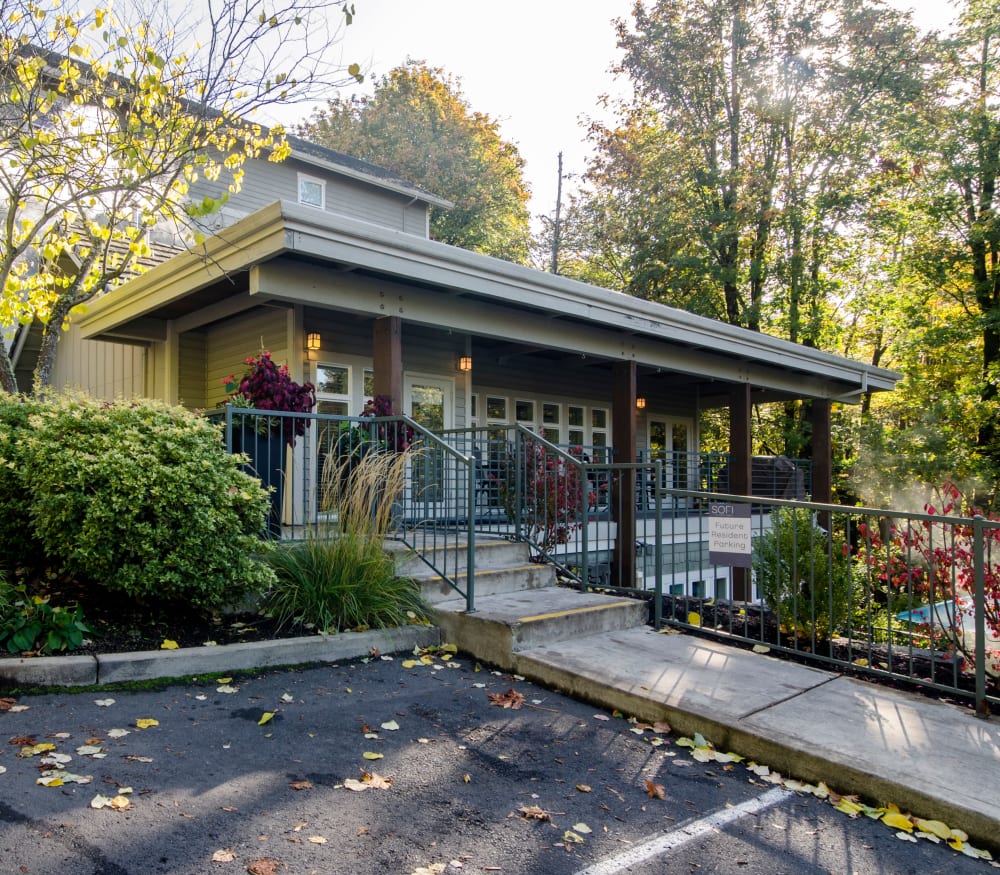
[203,307,292,409]
[177,331,207,409]
[52,324,147,400]
[187,157,429,236]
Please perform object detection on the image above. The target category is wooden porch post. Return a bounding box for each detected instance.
[811,398,833,512]
[730,383,752,600]
[372,316,403,413]
[612,360,637,588]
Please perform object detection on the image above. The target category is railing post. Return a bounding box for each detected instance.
[466,453,476,613]
[581,459,590,591]
[224,404,233,453]
[514,428,523,543]
[973,515,990,718]
[653,459,663,629]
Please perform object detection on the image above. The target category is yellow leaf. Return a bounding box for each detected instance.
[834,799,864,817]
[576,784,592,793]
[687,611,702,627]
[307,836,327,844]
[402,660,419,668]
[217,677,232,684]
[135,718,159,730]
[563,830,585,844]
[161,639,179,650]
[380,720,400,731]
[882,811,913,832]
[914,819,952,840]
[211,849,237,863]
[752,644,770,654]
[258,712,274,726]
[362,751,383,760]
[463,774,471,783]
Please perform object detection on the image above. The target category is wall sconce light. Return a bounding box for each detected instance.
[636,397,647,410]
[458,355,473,372]
[306,332,321,351]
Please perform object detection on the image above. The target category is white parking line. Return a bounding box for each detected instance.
[574,787,794,875]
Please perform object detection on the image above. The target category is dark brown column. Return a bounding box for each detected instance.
[373,316,403,413]
[611,361,637,588]
[811,398,832,504]
[729,383,752,495]
[729,383,753,600]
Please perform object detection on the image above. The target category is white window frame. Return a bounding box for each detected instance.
[298,173,326,209]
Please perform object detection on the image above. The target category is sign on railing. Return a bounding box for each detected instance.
[708,501,753,568]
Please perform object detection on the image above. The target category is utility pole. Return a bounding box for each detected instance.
[550,151,563,275]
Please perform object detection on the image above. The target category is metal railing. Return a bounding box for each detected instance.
[212,407,477,611]
[210,411,998,713]
[655,491,999,717]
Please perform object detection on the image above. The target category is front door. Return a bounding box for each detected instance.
[404,375,454,519]
[648,418,694,504]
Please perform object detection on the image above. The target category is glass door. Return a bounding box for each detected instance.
[404,376,454,520]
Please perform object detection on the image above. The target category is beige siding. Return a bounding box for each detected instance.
[51,323,147,400]
[202,307,293,409]
[177,330,207,409]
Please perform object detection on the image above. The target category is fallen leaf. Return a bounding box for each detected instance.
[687,611,702,627]
[8,736,35,746]
[76,745,104,756]
[0,698,18,711]
[380,720,400,731]
[289,780,312,791]
[18,742,55,757]
[365,771,393,789]
[518,805,551,822]
[593,714,610,721]
[216,685,238,694]
[752,644,771,654]
[563,830,585,844]
[107,728,130,739]
[343,778,368,792]
[135,718,159,730]
[914,819,951,840]
[882,811,913,832]
[258,712,275,726]
[463,774,471,783]
[487,689,525,710]
[211,848,236,863]
[307,836,326,844]
[576,784,592,793]
[94,699,115,707]
[280,694,295,704]
[161,639,179,650]
[362,752,383,760]
[246,859,284,875]
[573,823,593,834]
[645,780,666,799]
[652,720,671,734]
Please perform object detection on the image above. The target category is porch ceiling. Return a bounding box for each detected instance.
[77,200,900,404]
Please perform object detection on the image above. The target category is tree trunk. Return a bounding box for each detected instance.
[32,297,76,396]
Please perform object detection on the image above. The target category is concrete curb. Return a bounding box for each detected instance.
[0,625,441,688]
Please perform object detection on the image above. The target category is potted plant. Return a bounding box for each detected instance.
[223,351,316,536]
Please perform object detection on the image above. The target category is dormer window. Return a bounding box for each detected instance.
[298,174,325,209]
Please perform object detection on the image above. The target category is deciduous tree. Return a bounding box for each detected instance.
[0,0,362,394]
[299,62,531,263]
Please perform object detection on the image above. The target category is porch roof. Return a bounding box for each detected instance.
[78,200,899,404]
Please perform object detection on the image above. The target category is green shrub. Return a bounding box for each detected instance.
[262,531,428,632]
[753,507,853,640]
[0,576,91,653]
[0,395,43,570]
[17,394,275,610]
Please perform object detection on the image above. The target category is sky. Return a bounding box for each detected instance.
[313,0,957,223]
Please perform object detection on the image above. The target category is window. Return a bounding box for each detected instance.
[298,174,325,209]
[486,396,507,421]
[363,368,374,399]
[515,400,535,424]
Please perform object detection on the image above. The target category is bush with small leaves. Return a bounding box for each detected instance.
[17,394,275,610]
[0,394,44,570]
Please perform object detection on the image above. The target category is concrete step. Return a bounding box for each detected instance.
[418,562,557,605]
[432,586,649,671]
[388,537,529,580]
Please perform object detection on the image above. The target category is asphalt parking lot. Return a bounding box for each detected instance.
[0,650,988,875]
